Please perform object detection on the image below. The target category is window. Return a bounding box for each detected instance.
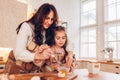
[80,27,96,58]
[80,0,96,58]
[105,24,120,60]
[104,0,120,60]
[80,0,120,60]
[80,0,96,26]
[104,0,120,21]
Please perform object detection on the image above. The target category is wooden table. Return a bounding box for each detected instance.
[14,72,77,80]
[8,69,120,80]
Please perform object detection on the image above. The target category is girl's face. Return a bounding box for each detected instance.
[43,10,54,29]
[55,30,66,47]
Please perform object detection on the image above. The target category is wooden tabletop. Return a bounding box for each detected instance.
[14,72,77,80]
[77,59,120,65]
[1,69,120,80]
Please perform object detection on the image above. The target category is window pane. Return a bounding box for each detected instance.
[105,0,116,5]
[105,25,117,41]
[117,42,120,59]
[88,28,96,42]
[82,0,96,13]
[81,12,88,26]
[88,44,96,58]
[108,4,116,20]
[105,4,116,21]
[81,0,96,26]
[117,25,120,40]
[80,28,96,43]
[117,2,120,19]
[81,29,88,43]
[80,44,88,57]
[82,2,89,12]
[117,0,120,2]
[105,0,120,21]
[88,10,96,25]
[80,27,96,58]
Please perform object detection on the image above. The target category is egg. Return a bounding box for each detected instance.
[58,72,65,77]
[9,74,15,80]
[31,76,40,80]
[58,70,68,77]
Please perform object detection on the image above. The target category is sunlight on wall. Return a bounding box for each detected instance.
[16,0,35,19]
[16,0,27,4]
[0,48,12,61]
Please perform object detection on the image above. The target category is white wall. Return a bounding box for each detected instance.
[23,0,80,58]
[0,0,27,48]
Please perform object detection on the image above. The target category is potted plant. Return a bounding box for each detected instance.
[105,47,114,62]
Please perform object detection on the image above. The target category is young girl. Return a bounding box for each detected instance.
[42,26,75,72]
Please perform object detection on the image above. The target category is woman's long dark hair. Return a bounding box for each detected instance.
[52,26,68,63]
[16,3,58,46]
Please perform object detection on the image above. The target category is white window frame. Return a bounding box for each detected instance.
[80,0,98,59]
[80,0,120,61]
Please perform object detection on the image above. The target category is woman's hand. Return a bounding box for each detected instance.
[38,44,49,53]
[34,47,52,67]
[35,49,51,60]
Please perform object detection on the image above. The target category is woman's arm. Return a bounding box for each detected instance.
[13,22,35,62]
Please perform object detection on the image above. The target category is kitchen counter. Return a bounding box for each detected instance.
[3,69,120,80]
[77,59,120,65]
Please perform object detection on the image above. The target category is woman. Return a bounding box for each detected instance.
[14,3,58,64]
[6,3,58,74]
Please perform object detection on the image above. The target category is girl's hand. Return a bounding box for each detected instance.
[53,63,59,70]
[69,65,74,72]
[65,51,73,68]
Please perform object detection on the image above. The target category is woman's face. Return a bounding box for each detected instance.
[43,10,54,29]
[55,31,66,47]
